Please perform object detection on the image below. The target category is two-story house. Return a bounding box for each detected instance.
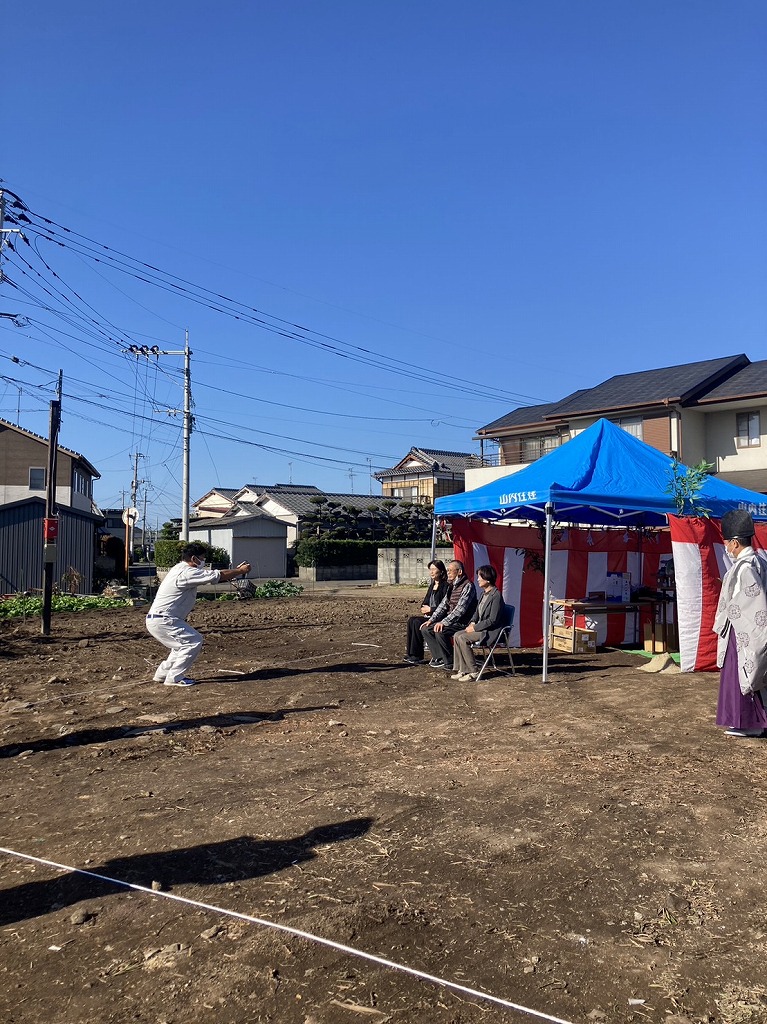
[0,418,101,594]
[468,355,767,494]
[374,447,483,503]
[190,487,243,519]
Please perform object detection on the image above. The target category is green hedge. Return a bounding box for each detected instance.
[295,538,379,567]
[155,540,183,568]
[154,540,230,569]
[295,538,433,567]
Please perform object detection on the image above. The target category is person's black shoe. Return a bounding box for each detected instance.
[428,658,445,668]
[403,655,424,664]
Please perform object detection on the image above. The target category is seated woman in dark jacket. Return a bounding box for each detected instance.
[403,559,448,664]
[450,564,505,681]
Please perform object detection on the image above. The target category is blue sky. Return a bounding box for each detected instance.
[2,1,765,526]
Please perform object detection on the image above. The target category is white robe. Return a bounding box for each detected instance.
[713,546,767,695]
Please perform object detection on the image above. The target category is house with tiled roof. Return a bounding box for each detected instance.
[250,486,426,547]
[467,354,767,493]
[193,481,427,550]
[374,447,483,503]
[192,486,249,519]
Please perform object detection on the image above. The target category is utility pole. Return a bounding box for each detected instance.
[142,489,149,558]
[41,371,63,636]
[130,330,192,540]
[127,451,145,574]
[181,330,191,539]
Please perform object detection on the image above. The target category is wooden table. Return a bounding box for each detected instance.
[549,597,663,651]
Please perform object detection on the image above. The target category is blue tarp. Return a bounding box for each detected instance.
[435,418,767,527]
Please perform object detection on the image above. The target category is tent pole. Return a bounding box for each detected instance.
[542,502,554,684]
[430,515,437,562]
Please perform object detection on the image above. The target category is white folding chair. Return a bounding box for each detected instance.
[472,605,516,681]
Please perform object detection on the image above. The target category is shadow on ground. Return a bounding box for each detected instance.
[0,817,374,926]
[0,705,335,759]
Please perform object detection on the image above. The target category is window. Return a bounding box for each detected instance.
[541,435,561,455]
[521,435,561,463]
[392,486,419,500]
[73,467,91,497]
[616,417,643,440]
[736,411,761,448]
[29,467,46,490]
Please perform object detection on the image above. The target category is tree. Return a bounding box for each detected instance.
[159,520,181,540]
[666,459,714,518]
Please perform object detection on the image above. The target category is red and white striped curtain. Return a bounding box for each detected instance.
[452,519,673,650]
[670,516,767,672]
[451,516,767,673]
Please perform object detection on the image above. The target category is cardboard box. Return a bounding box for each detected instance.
[573,628,597,654]
[550,626,597,654]
[643,623,678,653]
[606,571,631,602]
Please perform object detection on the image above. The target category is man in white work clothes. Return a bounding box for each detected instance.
[146,541,251,687]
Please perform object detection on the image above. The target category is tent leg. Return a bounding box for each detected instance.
[430,516,437,562]
[542,503,554,684]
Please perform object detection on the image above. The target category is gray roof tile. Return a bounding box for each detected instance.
[695,360,767,402]
[256,490,407,516]
[550,355,747,416]
[375,446,481,478]
[477,400,576,435]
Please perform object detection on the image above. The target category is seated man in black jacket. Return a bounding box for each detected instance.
[421,559,478,670]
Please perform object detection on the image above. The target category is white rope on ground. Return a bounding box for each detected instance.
[0,846,577,1024]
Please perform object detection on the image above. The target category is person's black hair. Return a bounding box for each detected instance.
[181,541,208,561]
[477,564,497,586]
[428,559,447,581]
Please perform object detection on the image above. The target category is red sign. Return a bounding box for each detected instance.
[43,517,59,542]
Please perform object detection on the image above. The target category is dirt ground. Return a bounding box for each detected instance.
[1,588,766,1024]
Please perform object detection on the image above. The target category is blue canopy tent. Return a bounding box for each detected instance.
[434,419,767,680]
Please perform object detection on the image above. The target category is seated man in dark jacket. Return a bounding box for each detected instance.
[421,559,478,670]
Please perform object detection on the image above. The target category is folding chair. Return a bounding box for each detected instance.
[471,604,516,681]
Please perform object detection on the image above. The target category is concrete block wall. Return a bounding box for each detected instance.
[377,546,453,585]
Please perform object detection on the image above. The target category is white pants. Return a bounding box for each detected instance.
[146,615,204,684]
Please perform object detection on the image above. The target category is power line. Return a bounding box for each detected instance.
[8,198,551,407]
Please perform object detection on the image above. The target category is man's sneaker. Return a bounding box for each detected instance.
[725,727,765,737]
[164,677,198,687]
[428,658,445,668]
[403,655,424,665]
